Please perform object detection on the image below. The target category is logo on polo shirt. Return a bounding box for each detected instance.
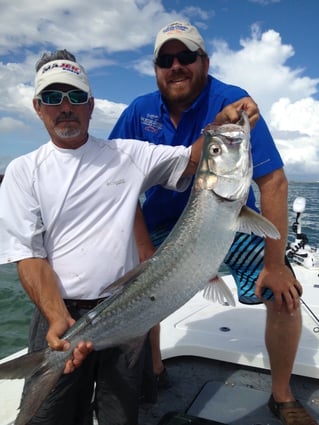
[141,114,162,134]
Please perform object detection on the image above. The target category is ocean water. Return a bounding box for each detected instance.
[0,181,318,360]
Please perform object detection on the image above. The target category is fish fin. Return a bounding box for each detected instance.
[0,348,64,425]
[237,206,280,239]
[15,363,62,425]
[203,275,236,306]
[120,334,148,368]
[0,348,48,379]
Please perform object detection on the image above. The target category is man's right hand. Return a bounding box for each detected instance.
[47,318,94,374]
[214,96,259,129]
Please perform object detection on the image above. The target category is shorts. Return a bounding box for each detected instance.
[22,304,145,425]
[224,232,293,304]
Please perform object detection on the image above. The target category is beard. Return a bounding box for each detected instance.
[54,112,81,139]
[54,126,81,139]
[157,67,208,108]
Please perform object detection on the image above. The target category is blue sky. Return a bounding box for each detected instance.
[1,0,318,181]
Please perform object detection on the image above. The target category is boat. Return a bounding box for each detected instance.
[1,197,319,425]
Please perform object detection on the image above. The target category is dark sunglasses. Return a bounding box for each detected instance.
[36,89,89,105]
[155,50,205,69]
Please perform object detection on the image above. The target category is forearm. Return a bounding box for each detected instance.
[184,134,204,176]
[256,168,289,265]
[134,204,156,262]
[17,257,70,326]
[17,257,93,367]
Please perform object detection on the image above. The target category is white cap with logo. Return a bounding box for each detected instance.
[34,60,91,96]
[154,21,207,59]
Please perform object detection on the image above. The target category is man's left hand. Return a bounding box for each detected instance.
[255,264,303,313]
[63,341,94,374]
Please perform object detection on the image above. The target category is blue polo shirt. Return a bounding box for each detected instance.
[110,75,283,234]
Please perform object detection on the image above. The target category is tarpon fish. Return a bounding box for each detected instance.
[0,111,279,425]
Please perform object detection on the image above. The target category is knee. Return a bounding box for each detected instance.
[265,300,302,324]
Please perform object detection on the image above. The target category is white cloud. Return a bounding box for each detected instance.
[0,0,176,54]
[0,0,190,122]
[209,25,319,115]
[267,98,319,180]
[91,98,127,137]
[0,117,26,133]
[0,0,190,165]
[208,24,319,181]
[0,2,318,181]
[269,97,319,135]
[132,56,155,76]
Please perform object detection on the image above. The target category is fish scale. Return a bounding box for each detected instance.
[0,111,280,425]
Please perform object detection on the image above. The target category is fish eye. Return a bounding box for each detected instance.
[209,143,221,156]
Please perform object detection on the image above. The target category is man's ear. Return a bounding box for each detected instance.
[33,98,43,119]
[88,97,95,118]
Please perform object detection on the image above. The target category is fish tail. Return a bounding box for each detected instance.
[0,349,48,379]
[204,275,236,306]
[15,367,62,425]
[0,349,63,425]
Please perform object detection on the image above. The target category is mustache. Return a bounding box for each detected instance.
[167,69,189,79]
[55,112,80,124]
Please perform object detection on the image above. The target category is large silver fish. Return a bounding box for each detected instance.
[0,111,279,425]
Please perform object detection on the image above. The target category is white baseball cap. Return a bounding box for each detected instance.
[154,21,207,59]
[34,59,91,96]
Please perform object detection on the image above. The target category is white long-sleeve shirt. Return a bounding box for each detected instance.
[0,136,191,299]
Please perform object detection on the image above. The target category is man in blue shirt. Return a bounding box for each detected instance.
[110,21,316,425]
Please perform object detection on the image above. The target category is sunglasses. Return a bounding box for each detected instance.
[36,90,89,105]
[155,50,205,69]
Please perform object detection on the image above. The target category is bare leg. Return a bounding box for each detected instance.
[264,300,302,402]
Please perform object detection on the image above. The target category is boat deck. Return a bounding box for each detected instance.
[160,266,319,379]
[139,355,319,424]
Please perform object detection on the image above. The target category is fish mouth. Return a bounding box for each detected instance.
[213,179,250,201]
[213,191,237,203]
[213,188,247,202]
[194,171,250,201]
